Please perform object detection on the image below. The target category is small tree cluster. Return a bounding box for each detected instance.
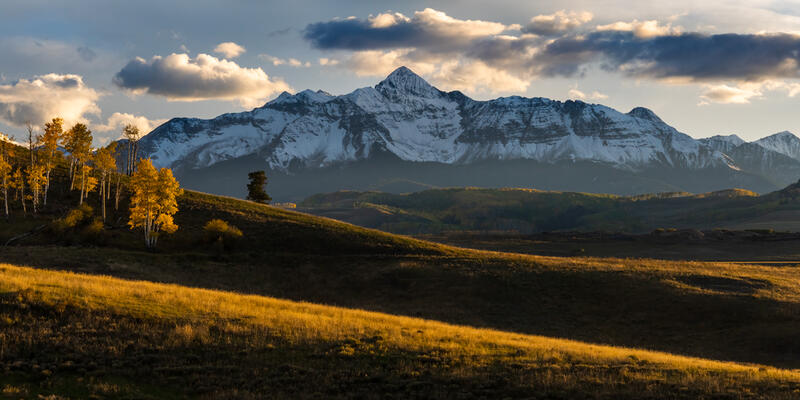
[128,158,183,249]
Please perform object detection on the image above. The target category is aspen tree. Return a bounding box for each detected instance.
[26,163,46,214]
[0,136,11,219]
[40,117,63,205]
[128,159,182,248]
[94,144,117,221]
[11,168,26,215]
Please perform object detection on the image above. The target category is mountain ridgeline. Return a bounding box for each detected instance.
[134,66,800,200]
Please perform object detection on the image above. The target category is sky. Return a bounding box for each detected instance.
[2,0,800,145]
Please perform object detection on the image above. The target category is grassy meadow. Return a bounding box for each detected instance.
[3,263,800,399]
[4,168,800,397]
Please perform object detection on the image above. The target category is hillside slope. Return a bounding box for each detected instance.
[4,189,800,372]
[299,185,793,234]
[3,264,800,399]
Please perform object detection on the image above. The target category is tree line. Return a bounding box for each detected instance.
[0,118,181,249]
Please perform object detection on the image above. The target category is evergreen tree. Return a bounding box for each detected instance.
[246,170,271,203]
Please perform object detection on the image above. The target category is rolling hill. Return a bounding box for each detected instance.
[3,263,800,398]
[298,182,800,234]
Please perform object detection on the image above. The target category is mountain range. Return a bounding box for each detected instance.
[134,66,800,201]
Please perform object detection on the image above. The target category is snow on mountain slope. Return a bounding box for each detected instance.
[754,131,800,161]
[138,66,734,174]
[699,135,746,153]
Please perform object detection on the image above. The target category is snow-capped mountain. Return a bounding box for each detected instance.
[133,67,800,200]
[140,67,724,172]
[699,134,746,153]
[754,131,800,161]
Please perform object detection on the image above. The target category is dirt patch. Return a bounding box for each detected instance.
[676,275,772,294]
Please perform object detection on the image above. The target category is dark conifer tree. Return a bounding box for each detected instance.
[246,171,271,203]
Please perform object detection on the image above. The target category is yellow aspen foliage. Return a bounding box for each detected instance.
[26,163,47,213]
[11,167,26,214]
[39,117,64,205]
[76,164,98,195]
[94,144,117,221]
[0,139,10,218]
[128,159,183,248]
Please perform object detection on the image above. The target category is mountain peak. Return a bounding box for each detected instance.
[754,131,800,162]
[627,107,664,123]
[376,66,439,97]
[770,131,797,140]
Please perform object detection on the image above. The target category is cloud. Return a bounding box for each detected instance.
[76,46,97,62]
[538,32,800,81]
[0,73,101,127]
[306,8,800,101]
[94,112,168,134]
[259,54,311,67]
[522,10,593,35]
[568,85,609,101]
[267,28,292,37]
[213,42,246,58]
[113,53,292,107]
[0,37,115,77]
[304,8,509,51]
[699,84,761,104]
[334,49,528,95]
[318,57,339,66]
[596,19,679,38]
[698,80,800,104]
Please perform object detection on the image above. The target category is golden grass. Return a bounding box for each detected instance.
[2,262,800,398]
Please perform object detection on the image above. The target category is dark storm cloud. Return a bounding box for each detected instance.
[305,11,800,83]
[303,9,508,52]
[538,31,800,80]
[304,18,430,50]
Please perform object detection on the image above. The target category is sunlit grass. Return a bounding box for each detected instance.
[2,263,800,398]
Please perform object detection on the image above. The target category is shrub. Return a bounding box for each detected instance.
[53,204,94,233]
[203,219,243,251]
[81,218,107,244]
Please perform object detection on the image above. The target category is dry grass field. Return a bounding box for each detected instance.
[2,263,800,399]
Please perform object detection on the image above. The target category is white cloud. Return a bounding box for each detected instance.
[699,83,762,104]
[523,10,593,35]
[318,57,339,66]
[114,53,292,107]
[259,54,311,67]
[596,19,680,38]
[336,49,528,95]
[0,73,101,127]
[409,8,508,38]
[213,42,246,58]
[568,85,609,101]
[368,12,409,28]
[431,60,530,94]
[94,112,168,135]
